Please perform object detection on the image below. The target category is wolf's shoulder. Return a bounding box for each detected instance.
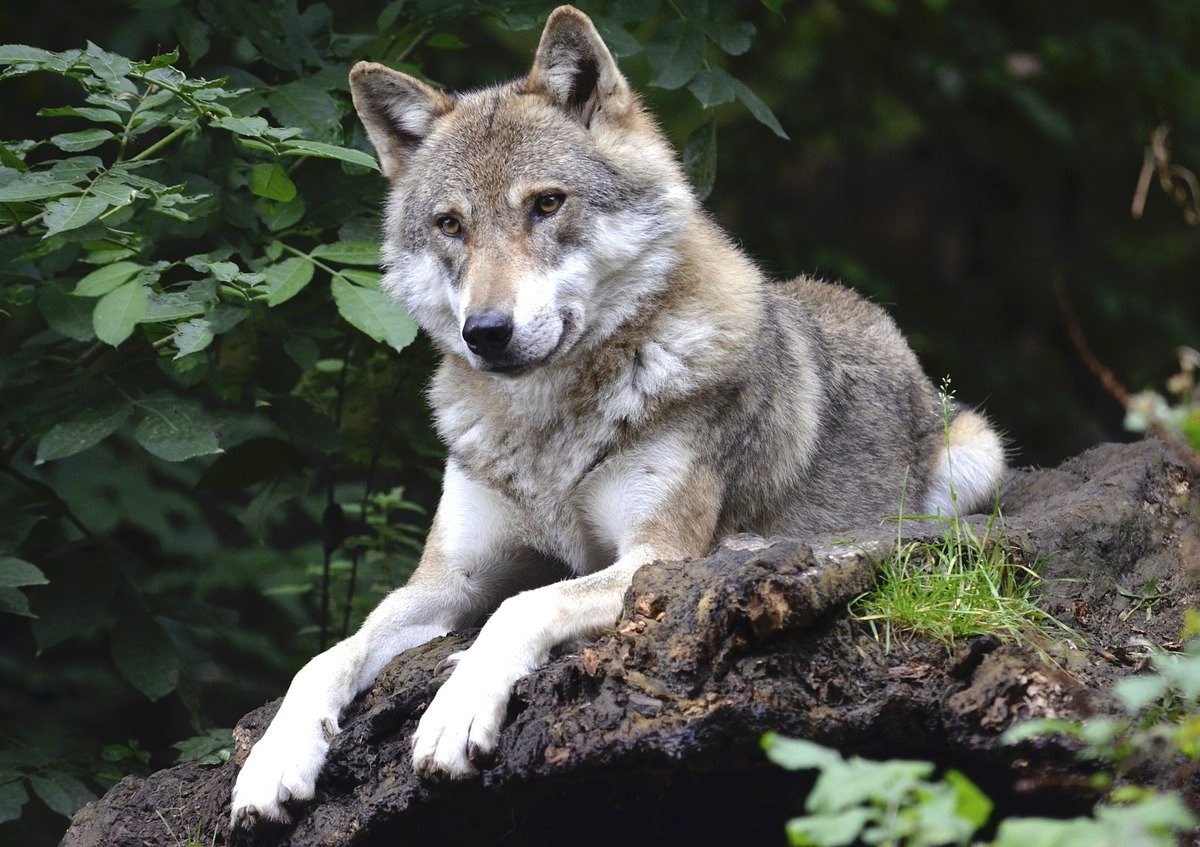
[770,276,904,339]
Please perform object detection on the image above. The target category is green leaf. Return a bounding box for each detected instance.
[0,141,28,172]
[38,283,96,341]
[0,588,34,617]
[944,769,992,829]
[50,129,115,152]
[427,32,468,49]
[1114,673,1170,713]
[266,81,341,142]
[133,396,222,461]
[684,119,717,201]
[209,261,240,282]
[688,67,737,108]
[762,734,844,771]
[83,42,132,85]
[1096,794,1197,837]
[48,156,103,182]
[0,172,78,203]
[250,162,297,202]
[211,115,270,137]
[111,616,180,700]
[42,194,112,236]
[331,276,418,354]
[38,105,123,124]
[92,281,146,346]
[35,405,130,463]
[0,45,59,65]
[1181,608,1200,641]
[173,318,213,358]
[262,256,314,306]
[993,816,1106,847]
[339,268,382,288]
[73,261,142,297]
[28,772,95,819]
[174,11,211,63]
[283,335,319,370]
[87,174,141,207]
[1000,718,1081,745]
[730,76,789,139]
[0,557,47,588]
[173,728,233,765]
[785,808,872,847]
[698,19,755,56]
[141,281,214,322]
[279,139,380,171]
[646,20,707,90]
[257,195,306,230]
[594,19,641,57]
[0,778,28,824]
[807,757,932,814]
[310,241,380,266]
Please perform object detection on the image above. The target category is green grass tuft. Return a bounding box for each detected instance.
[851,380,1077,652]
[849,510,1072,651]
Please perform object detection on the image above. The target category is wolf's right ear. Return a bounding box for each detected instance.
[527,6,633,126]
[349,62,452,180]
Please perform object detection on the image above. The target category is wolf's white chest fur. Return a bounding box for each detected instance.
[429,343,698,574]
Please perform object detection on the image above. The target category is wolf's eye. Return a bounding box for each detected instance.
[533,193,564,217]
[436,215,462,237]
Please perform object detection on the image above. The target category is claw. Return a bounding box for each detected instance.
[433,651,463,678]
[320,717,338,742]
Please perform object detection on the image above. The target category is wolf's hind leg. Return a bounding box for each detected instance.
[921,409,1005,518]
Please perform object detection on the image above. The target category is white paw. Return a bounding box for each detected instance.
[411,649,516,778]
[230,714,339,827]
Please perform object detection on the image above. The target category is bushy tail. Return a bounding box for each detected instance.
[921,408,1006,517]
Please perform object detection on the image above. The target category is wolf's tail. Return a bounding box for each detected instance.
[920,408,1006,518]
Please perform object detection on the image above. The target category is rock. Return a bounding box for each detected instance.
[59,439,1200,847]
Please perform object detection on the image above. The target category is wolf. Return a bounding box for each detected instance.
[230,5,1005,826]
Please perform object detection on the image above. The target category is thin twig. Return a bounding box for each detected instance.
[0,211,45,238]
[340,377,400,638]
[320,334,355,650]
[129,119,198,163]
[1054,280,1130,409]
[1056,279,1200,476]
[392,28,432,65]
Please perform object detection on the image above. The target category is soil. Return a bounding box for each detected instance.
[59,438,1200,847]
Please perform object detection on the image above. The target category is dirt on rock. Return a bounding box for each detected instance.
[59,438,1200,847]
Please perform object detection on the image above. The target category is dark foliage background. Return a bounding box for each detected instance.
[0,1,1196,843]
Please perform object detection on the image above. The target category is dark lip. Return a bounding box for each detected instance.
[482,361,534,377]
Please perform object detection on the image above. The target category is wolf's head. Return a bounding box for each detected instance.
[350,6,695,375]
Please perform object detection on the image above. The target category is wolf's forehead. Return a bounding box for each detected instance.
[420,89,607,192]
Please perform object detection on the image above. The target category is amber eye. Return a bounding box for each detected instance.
[436,215,462,237]
[533,193,564,217]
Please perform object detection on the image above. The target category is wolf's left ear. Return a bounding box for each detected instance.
[527,6,633,126]
[349,62,452,180]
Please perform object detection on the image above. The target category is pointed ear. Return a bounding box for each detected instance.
[527,6,633,126]
[349,62,452,180]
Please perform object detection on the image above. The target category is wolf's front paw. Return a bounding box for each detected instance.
[411,650,514,778]
[230,714,338,827]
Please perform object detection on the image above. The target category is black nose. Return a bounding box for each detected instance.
[462,311,514,358]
